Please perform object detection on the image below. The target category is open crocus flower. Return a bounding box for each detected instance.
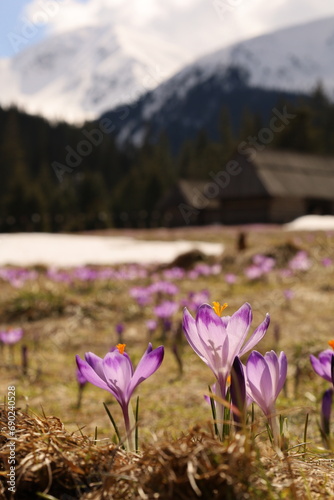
[246,350,287,446]
[76,343,164,450]
[183,302,269,398]
[310,343,334,385]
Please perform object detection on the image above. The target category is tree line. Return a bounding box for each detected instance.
[0,86,333,231]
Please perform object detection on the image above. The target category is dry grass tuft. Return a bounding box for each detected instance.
[1,409,334,499]
[0,408,127,499]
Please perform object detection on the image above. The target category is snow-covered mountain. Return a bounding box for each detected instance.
[0,15,333,124]
[0,24,190,123]
[101,16,334,150]
[137,15,334,123]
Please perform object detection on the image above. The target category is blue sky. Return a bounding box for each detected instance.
[0,2,44,57]
[1,0,334,59]
[0,1,87,57]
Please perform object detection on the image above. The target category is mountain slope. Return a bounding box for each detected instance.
[101,16,334,150]
[143,15,334,120]
[0,24,190,123]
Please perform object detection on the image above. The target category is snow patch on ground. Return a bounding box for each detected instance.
[284,215,334,231]
[0,233,223,267]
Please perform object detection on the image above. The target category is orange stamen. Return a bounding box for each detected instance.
[328,340,334,350]
[116,343,126,355]
[227,375,231,385]
[212,301,228,317]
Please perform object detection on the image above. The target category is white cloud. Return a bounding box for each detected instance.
[22,0,334,59]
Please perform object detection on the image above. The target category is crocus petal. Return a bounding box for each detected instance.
[265,351,280,396]
[85,352,108,382]
[239,313,270,357]
[310,354,326,379]
[76,355,110,392]
[310,351,333,383]
[182,308,209,365]
[102,351,133,405]
[226,303,252,359]
[128,344,164,396]
[246,351,273,415]
[220,316,231,328]
[196,304,228,376]
[276,351,288,398]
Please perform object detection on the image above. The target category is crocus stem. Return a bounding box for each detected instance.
[216,375,227,440]
[122,403,135,451]
[76,384,84,409]
[268,411,280,449]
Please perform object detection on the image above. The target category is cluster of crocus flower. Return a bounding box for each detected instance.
[181,290,211,313]
[130,281,179,307]
[182,301,287,446]
[75,295,334,452]
[288,250,312,272]
[0,268,37,288]
[154,301,178,320]
[310,340,334,444]
[47,265,150,285]
[0,328,23,345]
[76,343,164,450]
[244,254,276,281]
[162,264,221,281]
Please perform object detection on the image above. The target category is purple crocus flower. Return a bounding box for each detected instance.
[154,301,178,319]
[116,323,124,335]
[47,267,72,284]
[163,267,185,280]
[244,265,264,280]
[187,290,211,312]
[146,319,157,332]
[310,347,334,385]
[183,302,269,397]
[245,350,287,446]
[288,251,311,271]
[183,302,269,436]
[148,281,179,296]
[246,351,287,417]
[76,368,87,387]
[253,254,276,272]
[0,328,23,345]
[322,257,333,268]
[76,343,164,449]
[225,273,237,285]
[130,286,151,306]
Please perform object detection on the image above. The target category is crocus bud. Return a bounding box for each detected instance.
[320,388,333,439]
[230,356,246,424]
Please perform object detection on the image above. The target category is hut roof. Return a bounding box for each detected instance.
[253,151,334,199]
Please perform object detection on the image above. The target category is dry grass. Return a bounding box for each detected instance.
[1,409,334,499]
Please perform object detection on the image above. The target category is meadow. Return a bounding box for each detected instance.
[0,225,334,499]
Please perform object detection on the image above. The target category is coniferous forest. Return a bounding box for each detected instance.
[1,87,334,232]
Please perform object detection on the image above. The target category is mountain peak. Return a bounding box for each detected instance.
[0,16,333,123]
[0,23,191,123]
